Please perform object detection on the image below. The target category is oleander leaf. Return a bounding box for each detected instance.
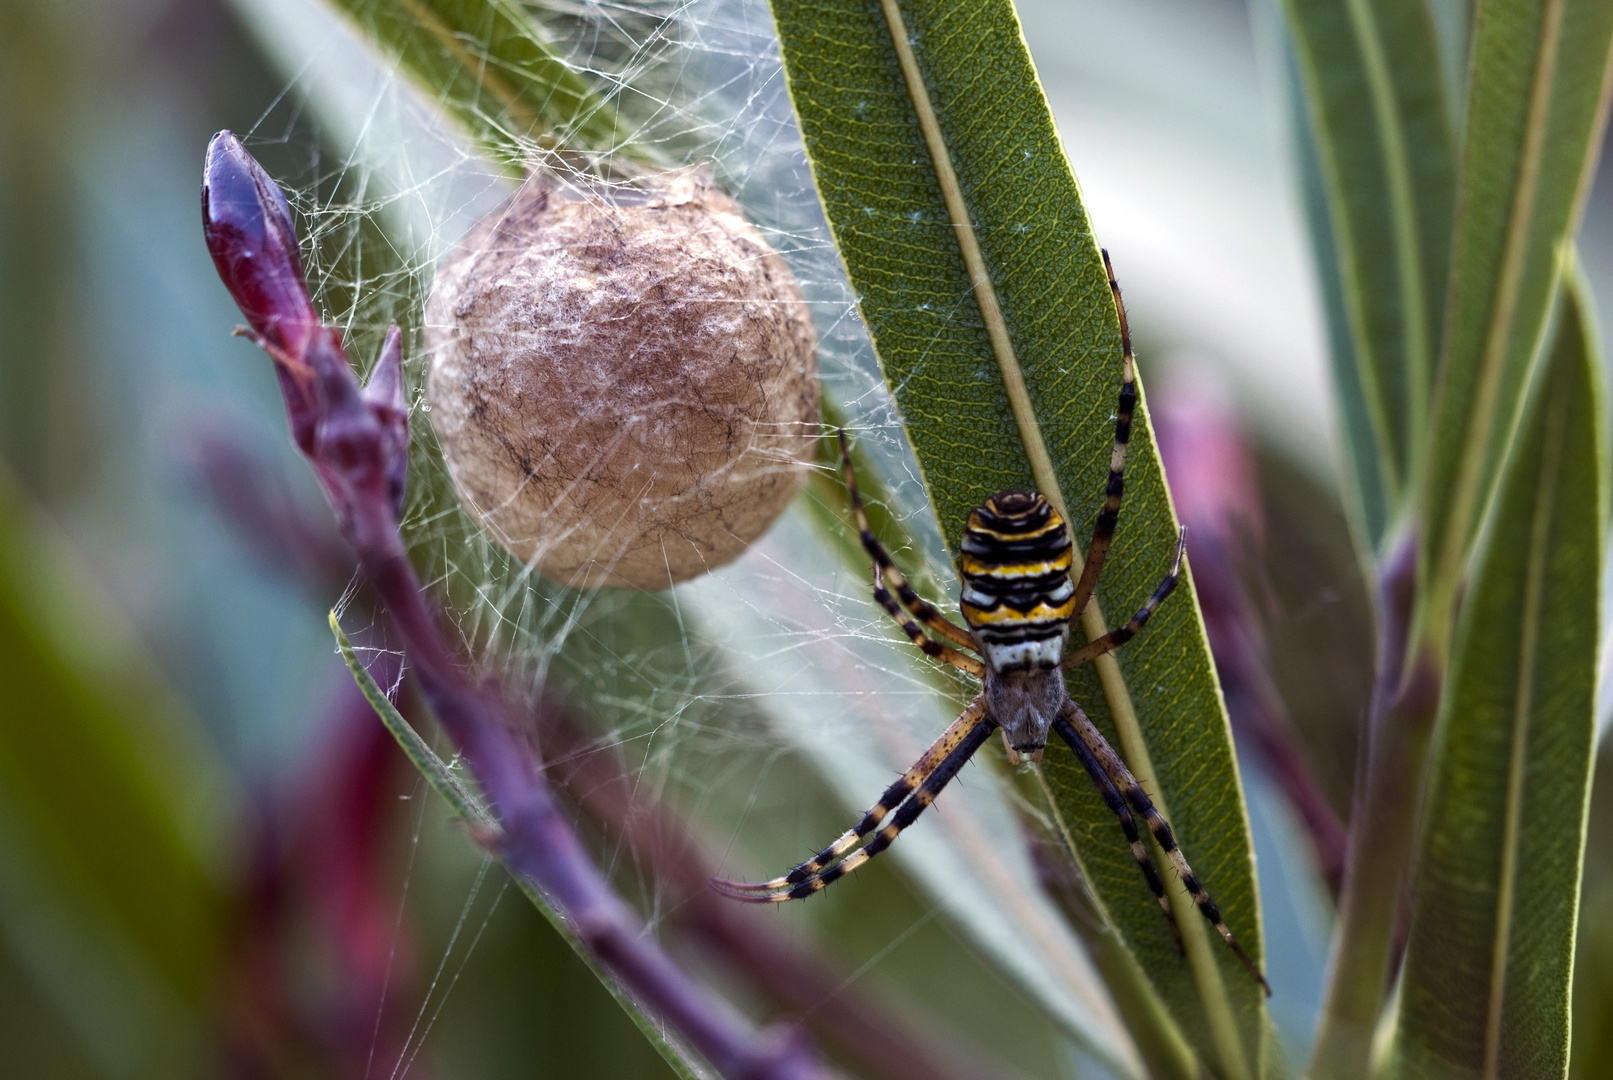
[767,0,1266,1074]
[1389,265,1606,1080]
[1420,0,1613,634]
[1278,0,1458,553]
[321,0,628,168]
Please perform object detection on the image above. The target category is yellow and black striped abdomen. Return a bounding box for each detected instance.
[958,491,1076,673]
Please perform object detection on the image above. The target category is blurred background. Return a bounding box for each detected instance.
[1,0,1610,1077]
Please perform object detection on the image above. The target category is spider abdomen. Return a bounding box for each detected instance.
[958,491,1077,673]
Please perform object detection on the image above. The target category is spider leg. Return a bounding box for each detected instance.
[1062,528,1186,671]
[1058,701,1271,996]
[871,563,986,677]
[838,430,981,656]
[713,707,997,903]
[713,697,986,894]
[1052,714,1182,952]
[1066,250,1138,623]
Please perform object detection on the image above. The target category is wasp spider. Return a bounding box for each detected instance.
[712,252,1269,994]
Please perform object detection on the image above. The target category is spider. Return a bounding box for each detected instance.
[712,251,1270,994]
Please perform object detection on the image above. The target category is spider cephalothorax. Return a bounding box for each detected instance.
[712,251,1269,994]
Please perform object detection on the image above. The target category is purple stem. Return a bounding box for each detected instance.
[1194,530,1350,894]
[1151,382,1350,892]
[202,130,824,1080]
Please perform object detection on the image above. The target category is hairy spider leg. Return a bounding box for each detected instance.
[712,697,987,894]
[1066,249,1139,623]
[1057,701,1272,995]
[837,430,982,659]
[1058,720,1183,950]
[870,562,986,677]
[716,713,998,903]
[1062,528,1187,671]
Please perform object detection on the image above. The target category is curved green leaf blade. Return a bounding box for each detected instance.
[768,0,1265,1073]
[331,614,709,1080]
[1420,0,1613,641]
[323,0,628,167]
[1279,0,1458,552]
[1390,267,1607,1079]
[1287,59,1395,551]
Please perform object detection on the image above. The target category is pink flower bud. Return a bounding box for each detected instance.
[202,130,320,359]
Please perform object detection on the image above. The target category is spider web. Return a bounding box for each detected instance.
[220,0,1174,1075]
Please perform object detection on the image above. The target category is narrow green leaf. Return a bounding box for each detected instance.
[323,0,630,167]
[330,613,710,1080]
[1420,0,1613,641]
[1287,54,1395,551]
[1279,0,1458,551]
[1389,267,1607,1079]
[767,0,1265,1073]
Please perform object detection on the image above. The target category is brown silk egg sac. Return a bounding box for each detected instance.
[424,171,820,589]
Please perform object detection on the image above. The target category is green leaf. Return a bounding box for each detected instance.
[1420,0,1613,642]
[1388,264,1607,1079]
[0,466,225,1077]
[767,0,1266,1074]
[1279,0,1458,552]
[1287,56,1394,551]
[322,0,629,168]
[330,613,709,1080]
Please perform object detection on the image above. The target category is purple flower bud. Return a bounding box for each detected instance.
[202,130,320,359]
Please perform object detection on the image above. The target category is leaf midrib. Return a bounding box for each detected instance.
[875,0,1055,499]
[1345,0,1434,480]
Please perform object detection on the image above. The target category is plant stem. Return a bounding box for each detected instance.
[1306,536,1441,1079]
